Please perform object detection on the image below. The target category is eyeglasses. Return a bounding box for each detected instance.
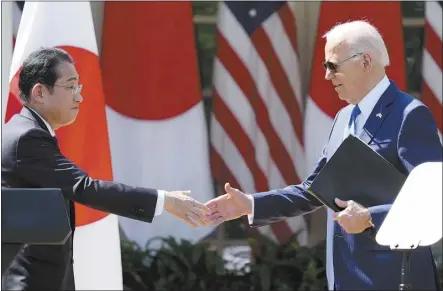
[322,53,363,74]
[53,84,83,95]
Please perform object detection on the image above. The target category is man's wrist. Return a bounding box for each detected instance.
[365,209,375,229]
[163,191,173,212]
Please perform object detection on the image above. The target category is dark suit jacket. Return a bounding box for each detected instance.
[251,82,442,290]
[2,106,159,290]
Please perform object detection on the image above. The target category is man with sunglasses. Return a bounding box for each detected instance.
[1,47,211,290]
[205,20,442,290]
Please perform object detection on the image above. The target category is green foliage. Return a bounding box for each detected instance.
[194,23,217,91]
[247,233,326,291]
[192,1,219,16]
[121,234,327,291]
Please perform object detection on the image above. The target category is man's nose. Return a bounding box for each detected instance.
[74,94,83,103]
[325,68,334,80]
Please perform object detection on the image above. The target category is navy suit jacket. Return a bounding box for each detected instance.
[251,82,442,290]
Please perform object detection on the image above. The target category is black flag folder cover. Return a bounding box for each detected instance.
[307,135,407,212]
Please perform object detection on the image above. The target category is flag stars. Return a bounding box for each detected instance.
[248,8,257,18]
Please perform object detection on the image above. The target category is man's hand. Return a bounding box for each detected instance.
[333,198,374,234]
[164,190,211,228]
[205,183,253,226]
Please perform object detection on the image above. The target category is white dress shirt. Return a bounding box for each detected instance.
[27,107,165,216]
[326,75,390,290]
[342,75,390,140]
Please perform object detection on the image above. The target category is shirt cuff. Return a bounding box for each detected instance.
[247,195,254,225]
[155,190,165,216]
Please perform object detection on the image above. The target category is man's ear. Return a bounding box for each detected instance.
[30,83,46,104]
[362,53,372,71]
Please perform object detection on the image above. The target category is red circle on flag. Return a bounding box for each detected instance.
[101,1,202,120]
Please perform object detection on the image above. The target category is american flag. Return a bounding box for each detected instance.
[421,1,442,141]
[210,1,308,244]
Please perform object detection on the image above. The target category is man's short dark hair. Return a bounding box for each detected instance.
[18,47,74,103]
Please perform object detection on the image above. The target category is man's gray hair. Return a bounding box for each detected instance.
[323,20,390,67]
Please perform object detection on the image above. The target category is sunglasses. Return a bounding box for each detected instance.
[322,53,363,73]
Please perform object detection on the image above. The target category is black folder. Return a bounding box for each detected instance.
[307,135,407,212]
[1,188,72,244]
[2,188,72,274]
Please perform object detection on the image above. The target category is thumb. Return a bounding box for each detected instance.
[224,182,238,196]
[334,198,348,208]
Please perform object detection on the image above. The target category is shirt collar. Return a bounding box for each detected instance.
[356,75,390,119]
[28,108,56,137]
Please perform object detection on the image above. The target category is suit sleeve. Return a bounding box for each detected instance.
[249,110,344,227]
[368,103,443,232]
[16,128,159,223]
[250,148,327,227]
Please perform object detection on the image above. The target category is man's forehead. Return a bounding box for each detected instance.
[326,40,349,52]
[56,62,79,81]
[325,41,349,59]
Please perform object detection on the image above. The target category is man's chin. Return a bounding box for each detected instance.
[337,94,346,101]
[337,93,352,104]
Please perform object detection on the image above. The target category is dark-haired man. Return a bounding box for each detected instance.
[2,47,210,290]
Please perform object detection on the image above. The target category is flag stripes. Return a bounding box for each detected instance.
[422,1,442,138]
[211,1,307,244]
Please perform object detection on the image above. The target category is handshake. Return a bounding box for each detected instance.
[164,183,253,228]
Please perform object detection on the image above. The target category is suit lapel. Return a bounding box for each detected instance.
[20,106,55,139]
[358,81,398,145]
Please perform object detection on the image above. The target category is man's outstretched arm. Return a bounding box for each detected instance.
[206,147,328,227]
[16,128,210,227]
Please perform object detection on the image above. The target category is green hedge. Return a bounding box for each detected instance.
[121,234,327,291]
